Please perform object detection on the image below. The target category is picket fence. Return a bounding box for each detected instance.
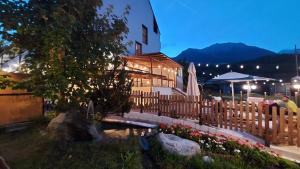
[130,91,300,147]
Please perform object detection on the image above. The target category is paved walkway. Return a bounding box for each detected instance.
[105,111,300,163]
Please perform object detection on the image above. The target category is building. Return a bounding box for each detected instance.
[1,0,184,95]
[102,0,184,94]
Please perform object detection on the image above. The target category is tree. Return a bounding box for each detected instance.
[0,0,132,117]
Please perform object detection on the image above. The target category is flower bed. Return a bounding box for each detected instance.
[151,123,300,169]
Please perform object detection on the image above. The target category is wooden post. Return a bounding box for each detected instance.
[297,109,300,147]
[229,101,233,130]
[246,102,250,132]
[272,106,278,144]
[258,103,263,137]
[288,109,293,145]
[224,101,228,129]
[264,105,270,146]
[140,91,144,113]
[240,102,243,132]
[251,103,256,135]
[234,101,238,130]
[279,108,285,143]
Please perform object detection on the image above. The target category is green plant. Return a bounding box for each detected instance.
[1,0,132,117]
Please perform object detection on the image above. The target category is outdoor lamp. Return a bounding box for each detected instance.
[242,84,257,90]
[240,65,244,69]
[293,84,300,90]
[227,65,231,69]
[206,64,209,67]
[256,65,260,69]
[198,63,201,67]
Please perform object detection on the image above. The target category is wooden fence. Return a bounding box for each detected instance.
[0,93,44,126]
[130,91,300,147]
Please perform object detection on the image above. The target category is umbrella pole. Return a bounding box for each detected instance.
[231,82,235,105]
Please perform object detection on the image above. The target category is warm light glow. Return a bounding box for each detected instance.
[135,64,139,68]
[293,84,300,89]
[158,65,161,68]
[147,81,150,84]
[242,84,257,90]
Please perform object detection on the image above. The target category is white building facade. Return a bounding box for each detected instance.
[101,0,161,55]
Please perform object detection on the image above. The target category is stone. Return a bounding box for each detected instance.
[202,156,214,163]
[157,133,201,156]
[47,111,101,142]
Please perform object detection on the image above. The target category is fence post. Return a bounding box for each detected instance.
[297,109,300,147]
[272,106,278,144]
[264,105,270,147]
[140,91,144,113]
[288,109,293,145]
[158,92,161,116]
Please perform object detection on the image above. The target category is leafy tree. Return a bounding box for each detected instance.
[0,0,132,117]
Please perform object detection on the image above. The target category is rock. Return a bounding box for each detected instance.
[0,156,10,169]
[202,156,214,163]
[47,111,101,142]
[157,133,201,156]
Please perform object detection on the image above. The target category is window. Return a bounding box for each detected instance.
[142,25,148,44]
[153,16,159,34]
[135,42,142,55]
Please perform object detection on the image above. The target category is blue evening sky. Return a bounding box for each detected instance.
[150,0,300,57]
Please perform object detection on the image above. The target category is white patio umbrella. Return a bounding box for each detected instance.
[187,63,200,96]
[209,72,274,104]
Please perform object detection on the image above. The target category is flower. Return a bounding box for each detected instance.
[234,149,241,153]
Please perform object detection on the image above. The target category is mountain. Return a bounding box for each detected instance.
[278,49,300,54]
[174,43,277,64]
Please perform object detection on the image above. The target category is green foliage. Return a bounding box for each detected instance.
[0,0,132,116]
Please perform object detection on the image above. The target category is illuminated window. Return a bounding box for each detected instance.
[135,42,142,55]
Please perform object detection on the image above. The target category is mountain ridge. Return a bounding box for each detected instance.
[174,42,277,64]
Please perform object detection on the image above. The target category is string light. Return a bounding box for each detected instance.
[216,64,219,68]
[279,79,283,83]
[240,65,244,69]
[202,72,206,75]
[227,65,231,69]
[209,73,212,76]
[276,65,279,70]
[198,63,201,67]
[263,82,266,85]
[256,65,260,69]
[206,64,209,67]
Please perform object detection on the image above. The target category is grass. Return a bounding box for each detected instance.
[0,122,143,169]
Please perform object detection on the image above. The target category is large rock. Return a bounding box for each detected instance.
[157,133,200,156]
[47,112,101,141]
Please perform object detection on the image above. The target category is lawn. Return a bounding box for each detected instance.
[1,121,300,169]
[0,122,144,169]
